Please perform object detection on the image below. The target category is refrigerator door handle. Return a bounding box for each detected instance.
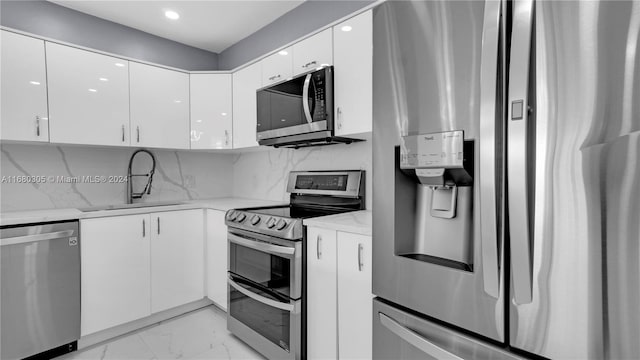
[479,0,503,299]
[507,0,535,304]
[379,312,463,360]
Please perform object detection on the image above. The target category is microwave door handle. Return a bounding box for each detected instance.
[228,275,294,312]
[302,73,313,124]
[479,0,502,299]
[228,232,296,258]
[507,0,535,305]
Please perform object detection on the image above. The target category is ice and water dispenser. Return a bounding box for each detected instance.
[395,130,475,271]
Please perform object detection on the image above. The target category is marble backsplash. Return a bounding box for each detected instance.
[0,144,235,212]
[0,140,372,212]
[231,141,372,210]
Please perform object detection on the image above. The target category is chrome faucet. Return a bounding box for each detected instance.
[127,149,156,204]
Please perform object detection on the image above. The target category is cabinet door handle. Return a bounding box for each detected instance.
[157,217,160,235]
[337,107,343,130]
[358,243,364,271]
[225,130,229,146]
[142,219,146,237]
[268,74,281,81]
[303,60,318,68]
[316,235,322,259]
[136,126,140,143]
[121,125,125,142]
[35,116,41,136]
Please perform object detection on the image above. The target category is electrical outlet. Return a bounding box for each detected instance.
[185,175,196,189]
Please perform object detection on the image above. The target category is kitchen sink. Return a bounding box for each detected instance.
[79,201,184,212]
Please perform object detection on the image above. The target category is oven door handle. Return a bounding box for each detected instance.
[228,275,294,312]
[302,73,313,124]
[228,233,296,258]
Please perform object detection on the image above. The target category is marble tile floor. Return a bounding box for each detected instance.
[59,306,265,360]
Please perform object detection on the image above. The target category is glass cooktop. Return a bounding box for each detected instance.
[244,206,349,219]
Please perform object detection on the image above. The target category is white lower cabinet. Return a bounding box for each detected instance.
[150,210,205,313]
[306,227,372,360]
[80,214,151,336]
[307,227,338,359]
[337,232,373,360]
[206,209,228,310]
[80,209,204,336]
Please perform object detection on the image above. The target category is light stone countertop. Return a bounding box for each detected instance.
[0,197,286,226]
[303,210,372,236]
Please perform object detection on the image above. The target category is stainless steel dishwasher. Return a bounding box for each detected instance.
[1,221,80,360]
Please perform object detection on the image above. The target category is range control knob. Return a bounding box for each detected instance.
[266,217,277,228]
[276,219,288,230]
[226,211,237,221]
[236,212,246,222]
[250,215,261,225]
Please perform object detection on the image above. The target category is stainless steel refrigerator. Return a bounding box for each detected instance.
[372,0,640,359]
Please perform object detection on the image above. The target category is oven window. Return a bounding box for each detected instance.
[229,240,291,298]
[229,278,291,352]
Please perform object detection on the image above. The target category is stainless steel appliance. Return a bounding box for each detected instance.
[1,221,80,360]
[226,170,365,360]
[256,67,361,148]
[373,0,639,359]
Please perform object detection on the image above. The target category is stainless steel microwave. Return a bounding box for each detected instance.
[256,66,340,148]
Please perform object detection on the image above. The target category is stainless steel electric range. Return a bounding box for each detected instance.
[225,170,365,360]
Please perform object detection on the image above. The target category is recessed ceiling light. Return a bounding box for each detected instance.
[99,77,109,82]
[221,112,228,116]
[115,62,125,67]
[341,25,353,32]
[29,81,41,85]
[165,10,180,20]
[88,88,97,92]
[174,100,182,103]
[278,50,288,56]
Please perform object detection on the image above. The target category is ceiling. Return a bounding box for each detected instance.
[48,1,305,53]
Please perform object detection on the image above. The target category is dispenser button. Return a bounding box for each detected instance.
[276,219,288,230]
[512,100,524,120]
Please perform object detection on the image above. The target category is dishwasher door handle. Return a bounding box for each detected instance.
[1,230,75,246]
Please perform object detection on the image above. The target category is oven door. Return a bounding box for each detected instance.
[227,274,301,360]
[228,229,301,299]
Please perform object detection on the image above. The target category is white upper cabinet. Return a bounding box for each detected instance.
[190,74,233,149]
[292,28,333,76]
[261,47,293,86]
[130,62,190,149]
[46,42,130,146]
[232,62,261,149]
[333,10,373,136]
[1,31,49,142]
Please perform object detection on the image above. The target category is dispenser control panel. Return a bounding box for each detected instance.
[400,131,464,169]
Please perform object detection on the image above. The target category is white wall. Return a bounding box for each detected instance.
[0,144,234,211]
[232,141,372,209]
